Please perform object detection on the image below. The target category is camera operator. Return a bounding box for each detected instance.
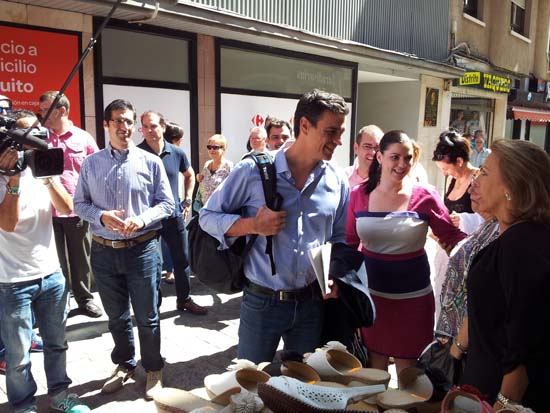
[0,112,90,413]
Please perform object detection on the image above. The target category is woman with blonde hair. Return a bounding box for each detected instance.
[461,139,550,412]
[195,134,233,210]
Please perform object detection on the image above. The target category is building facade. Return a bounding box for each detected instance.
[451,0,550,153]
[1,0,468,189]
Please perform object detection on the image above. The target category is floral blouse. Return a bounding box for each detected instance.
[199,158,233,205]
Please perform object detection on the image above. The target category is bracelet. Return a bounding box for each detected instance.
[497,392,519,408]
[454,339,468,353]
[43,179,54,188]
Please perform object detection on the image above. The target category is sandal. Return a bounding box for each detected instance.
[305,342,390,386]
[258,376,385,413]
[376,367,434,411]
[154,388,224,413]
[204,360,270,406]
[259,360,321,384]
[440,386,494,413]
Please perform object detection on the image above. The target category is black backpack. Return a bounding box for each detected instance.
[186,151,281,294]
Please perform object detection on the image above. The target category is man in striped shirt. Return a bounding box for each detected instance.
[74,99,174,400]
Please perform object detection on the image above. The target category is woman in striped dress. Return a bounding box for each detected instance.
[346,130,466,374]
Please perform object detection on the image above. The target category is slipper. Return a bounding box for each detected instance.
[376,367,434,411]
[258,376,385,413]
[440,386,495,413]
[154,388,224,413]
[258,360,321,384]
[305,342,390,386]
[204,360,270,406]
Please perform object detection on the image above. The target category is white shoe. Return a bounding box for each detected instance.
[258,376,385,412]
[145,370,163,400]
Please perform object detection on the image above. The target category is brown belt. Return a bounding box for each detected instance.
[92,230,158,249]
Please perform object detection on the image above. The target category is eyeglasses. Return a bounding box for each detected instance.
[360,143,379,152]
[0,107,11,114]
[110,118,134,127]
[207,145,222,150]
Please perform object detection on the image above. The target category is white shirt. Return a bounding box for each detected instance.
[0,170,60,283]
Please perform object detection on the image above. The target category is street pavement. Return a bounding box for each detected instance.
[0,276,243,412]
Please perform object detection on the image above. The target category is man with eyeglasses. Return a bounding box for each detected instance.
[137,111,207,315]
[344,124,383,188]
[38,91,102,319]
[74,99,174,400]
[0,95,11,115]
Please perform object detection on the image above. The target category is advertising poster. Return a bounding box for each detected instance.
[0,24,82,126]
[220,93,352,168]
[423,88,439,127]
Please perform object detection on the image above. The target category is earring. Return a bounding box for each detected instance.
[505,193,512,201]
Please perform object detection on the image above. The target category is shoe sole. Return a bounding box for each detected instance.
[258,383,377,413]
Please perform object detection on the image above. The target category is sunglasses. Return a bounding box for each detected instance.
[207,145,223,150]
[0,107,11,114]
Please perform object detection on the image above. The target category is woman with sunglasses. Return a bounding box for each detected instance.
[461,140,550,412]
[346,131,466,375]
[196,134,233,211]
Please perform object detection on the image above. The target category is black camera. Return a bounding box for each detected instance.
[0,114,64,178]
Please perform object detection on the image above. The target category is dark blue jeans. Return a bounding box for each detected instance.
[159,214,190,303]
[0,270,71,411]
[237,287,324,363]
[91,237,163,372]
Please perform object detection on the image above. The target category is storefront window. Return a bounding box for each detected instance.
[220,47,353,99]
[450,97,494,144]
[101,28,189,83]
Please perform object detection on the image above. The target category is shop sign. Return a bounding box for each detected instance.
[0,24,82,126]
[454,71,511,94]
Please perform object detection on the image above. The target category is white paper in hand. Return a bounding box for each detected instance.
[307,243,332,294]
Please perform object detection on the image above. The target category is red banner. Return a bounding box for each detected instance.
[0,24,82,127]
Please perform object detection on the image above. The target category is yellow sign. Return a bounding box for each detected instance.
[454,71,511,94]
[459,71,481,86]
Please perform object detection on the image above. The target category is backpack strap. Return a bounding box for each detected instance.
[244,151,281,275]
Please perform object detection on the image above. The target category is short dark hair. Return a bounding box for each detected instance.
[141,110,166,128]
[266,118,291,137]
[432,129,471,164]
[293,89,349,138]
[164,121,184,143]
[39,91,70,113]
[104,99,136,122]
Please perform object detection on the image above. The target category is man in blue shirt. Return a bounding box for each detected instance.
[200,89,350,363]
[74,99,174,400]
[138,111,207,315]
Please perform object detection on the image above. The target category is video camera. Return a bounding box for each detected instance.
[0,113,64,178]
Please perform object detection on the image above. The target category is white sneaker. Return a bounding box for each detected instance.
[145,370,163,400]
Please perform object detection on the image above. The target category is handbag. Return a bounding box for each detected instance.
[417,338,466,401]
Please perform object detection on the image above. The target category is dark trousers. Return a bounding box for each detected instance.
[158,214,190,304]
[52,216,94,306]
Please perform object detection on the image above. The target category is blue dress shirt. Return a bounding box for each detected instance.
[74,143,175,240]
[199,149,349,290]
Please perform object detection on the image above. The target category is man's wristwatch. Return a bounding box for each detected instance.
[6,183,21,196]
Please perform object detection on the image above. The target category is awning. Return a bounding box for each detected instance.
[511,107,550,122]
